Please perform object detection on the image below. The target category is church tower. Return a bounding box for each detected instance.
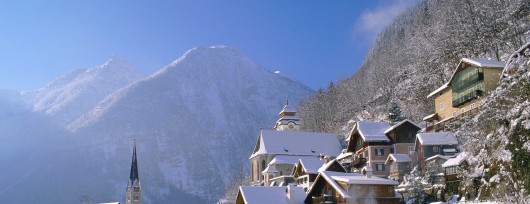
[273,98,301,131]
[126,140,142,204]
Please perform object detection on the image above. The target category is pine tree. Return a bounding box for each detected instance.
[388,102,405,123]
[404,166,426,204]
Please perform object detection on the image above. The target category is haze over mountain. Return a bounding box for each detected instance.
[0,46,314,203]
[29,57,143,125]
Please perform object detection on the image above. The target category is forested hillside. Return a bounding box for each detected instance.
[299,0,530,135]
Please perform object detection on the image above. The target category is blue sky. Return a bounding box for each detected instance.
[0,0,418,91]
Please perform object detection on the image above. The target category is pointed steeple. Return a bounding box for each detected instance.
[130,140,139,184]
[126,139,142,204]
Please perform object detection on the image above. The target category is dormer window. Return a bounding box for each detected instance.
[440,102,444,110]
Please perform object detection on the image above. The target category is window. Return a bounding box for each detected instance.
[376,163,385,171]
[471,103,475,110]
[461,108,465,114]
[452,111,457,117]
[356,139,363,147]
[375,148,385,156]
[433,146,439,153]
[408,146,415,154]
[440,102,444,110]
[390,147,395,154]
[446,166,457,175]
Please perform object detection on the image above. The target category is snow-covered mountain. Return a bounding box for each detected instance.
[0,46,313,203]
[30,57,142,125]
[68,46,314,203]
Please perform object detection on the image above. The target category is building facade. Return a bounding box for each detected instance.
[424,58,505,132]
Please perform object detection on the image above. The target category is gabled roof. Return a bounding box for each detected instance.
[427,83,450,99]
[385,154,412,164]
[238,186,290,204]
[384,119,421,134]
[251,129,342,158]
[305,171,399,202]
[461,58,505,68]
[425,154,453,162]
[317,159,346,173]
[416,132,458,146]
[262,165,278,174]
[448,58,505,86]
[298,157,324,174]
[428,58,504,99]
[422,113,438,121]
[355,121,392,142]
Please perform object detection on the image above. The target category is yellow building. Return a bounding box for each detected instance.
[424,58,505,132]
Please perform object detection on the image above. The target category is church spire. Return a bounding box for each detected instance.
[126,139,142,204]
[130,140,139,184]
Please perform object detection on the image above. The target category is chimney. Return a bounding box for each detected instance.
[324,155,331,164]
[362,166,372,178]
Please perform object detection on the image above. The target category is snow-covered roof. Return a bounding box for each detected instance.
[461,58,505,68]
[329,171,399,185]
[427,83,450,99]
[262,165,278,174]
[286,184,306,204]
[251,129,342,158]
[385,154,412,164]
[298,157,324,174]
[425,154,452,162]
[269,155,317,165]
[306,171,398,202]
[317,159,346,173]
[442,155,466,167]
[336,152,353,160]
[238,186,290,204]
[448,58,506,86]
[356,121,391,142]
[416,132,458,146]
[384,119,421,134]
[279,105,296,115]
[422,113,438,121]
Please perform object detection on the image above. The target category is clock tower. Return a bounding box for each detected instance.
[273,99,301,131]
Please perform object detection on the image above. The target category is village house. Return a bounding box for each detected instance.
[263,155,316,186]
[304,168,400,204]
[424,58,505,132]
[292,158,346,191]
[415,132,459,173]
[344,121,392,176]
[342,120,421,178]
[424,154,453,185]
[292,157,325,190]
[385,154,412,182]
[441,155,469,199]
